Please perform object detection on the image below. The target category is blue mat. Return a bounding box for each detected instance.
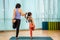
[10,37,53,40]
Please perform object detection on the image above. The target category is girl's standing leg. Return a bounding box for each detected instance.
[30,28,32,38]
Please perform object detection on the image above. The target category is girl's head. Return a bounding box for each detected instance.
[25,12,32,22]
[15,3,21,8]
[26,12,32,20]
[27,12,32,16]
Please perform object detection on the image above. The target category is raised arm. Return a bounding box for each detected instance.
[19,8,25,16]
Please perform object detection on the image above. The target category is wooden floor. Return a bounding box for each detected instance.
[0,30,60,40]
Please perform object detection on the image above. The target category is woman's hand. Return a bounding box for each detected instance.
[12,19,16,23]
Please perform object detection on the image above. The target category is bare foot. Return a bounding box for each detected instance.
[30,37,32,40]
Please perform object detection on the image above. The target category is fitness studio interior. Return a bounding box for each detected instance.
[0,0,60,40]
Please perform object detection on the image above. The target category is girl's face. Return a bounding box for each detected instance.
[27,13,32,20]
[27,16,32,20]
[30,14,32,16]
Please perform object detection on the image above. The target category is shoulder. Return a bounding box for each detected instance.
[31,17,33,21]
[29,16,33,20]
[13,8,16,12]
[18,8,21,10]
[30,17,33,19]
[18,8,21,12]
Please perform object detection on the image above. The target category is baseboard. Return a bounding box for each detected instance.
[0,28,42,32]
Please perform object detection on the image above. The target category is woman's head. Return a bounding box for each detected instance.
[15,3,21,8]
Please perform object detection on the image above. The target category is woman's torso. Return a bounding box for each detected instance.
[15,8,21,19]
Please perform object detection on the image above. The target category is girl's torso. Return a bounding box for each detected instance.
[28,16,32,23]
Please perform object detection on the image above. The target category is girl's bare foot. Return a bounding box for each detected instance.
[30,37,32,40]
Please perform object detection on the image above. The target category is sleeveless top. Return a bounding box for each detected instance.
[15,8,21,19]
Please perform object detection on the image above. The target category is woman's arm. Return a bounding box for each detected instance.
[19,8,25,16]
[12,9,16,23]
[12,9,16,19]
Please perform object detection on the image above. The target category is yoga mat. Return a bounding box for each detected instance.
[10,36,53,40]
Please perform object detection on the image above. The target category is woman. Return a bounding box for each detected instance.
[12,3,25,38]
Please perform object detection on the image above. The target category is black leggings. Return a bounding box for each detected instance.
[15,19,21,37]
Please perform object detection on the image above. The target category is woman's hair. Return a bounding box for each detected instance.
[15,3,21,8]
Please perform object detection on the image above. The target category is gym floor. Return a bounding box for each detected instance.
[0,30,60,40]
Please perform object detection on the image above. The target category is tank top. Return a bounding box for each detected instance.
[15,8,21,19]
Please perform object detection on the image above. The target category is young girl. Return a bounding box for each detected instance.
[25,12,35,39]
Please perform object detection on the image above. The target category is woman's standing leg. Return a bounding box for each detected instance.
[16,19,21,38]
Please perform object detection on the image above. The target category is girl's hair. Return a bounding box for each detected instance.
[27,12,32,16]
[26,12,32,19]
[15,3,21,8]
